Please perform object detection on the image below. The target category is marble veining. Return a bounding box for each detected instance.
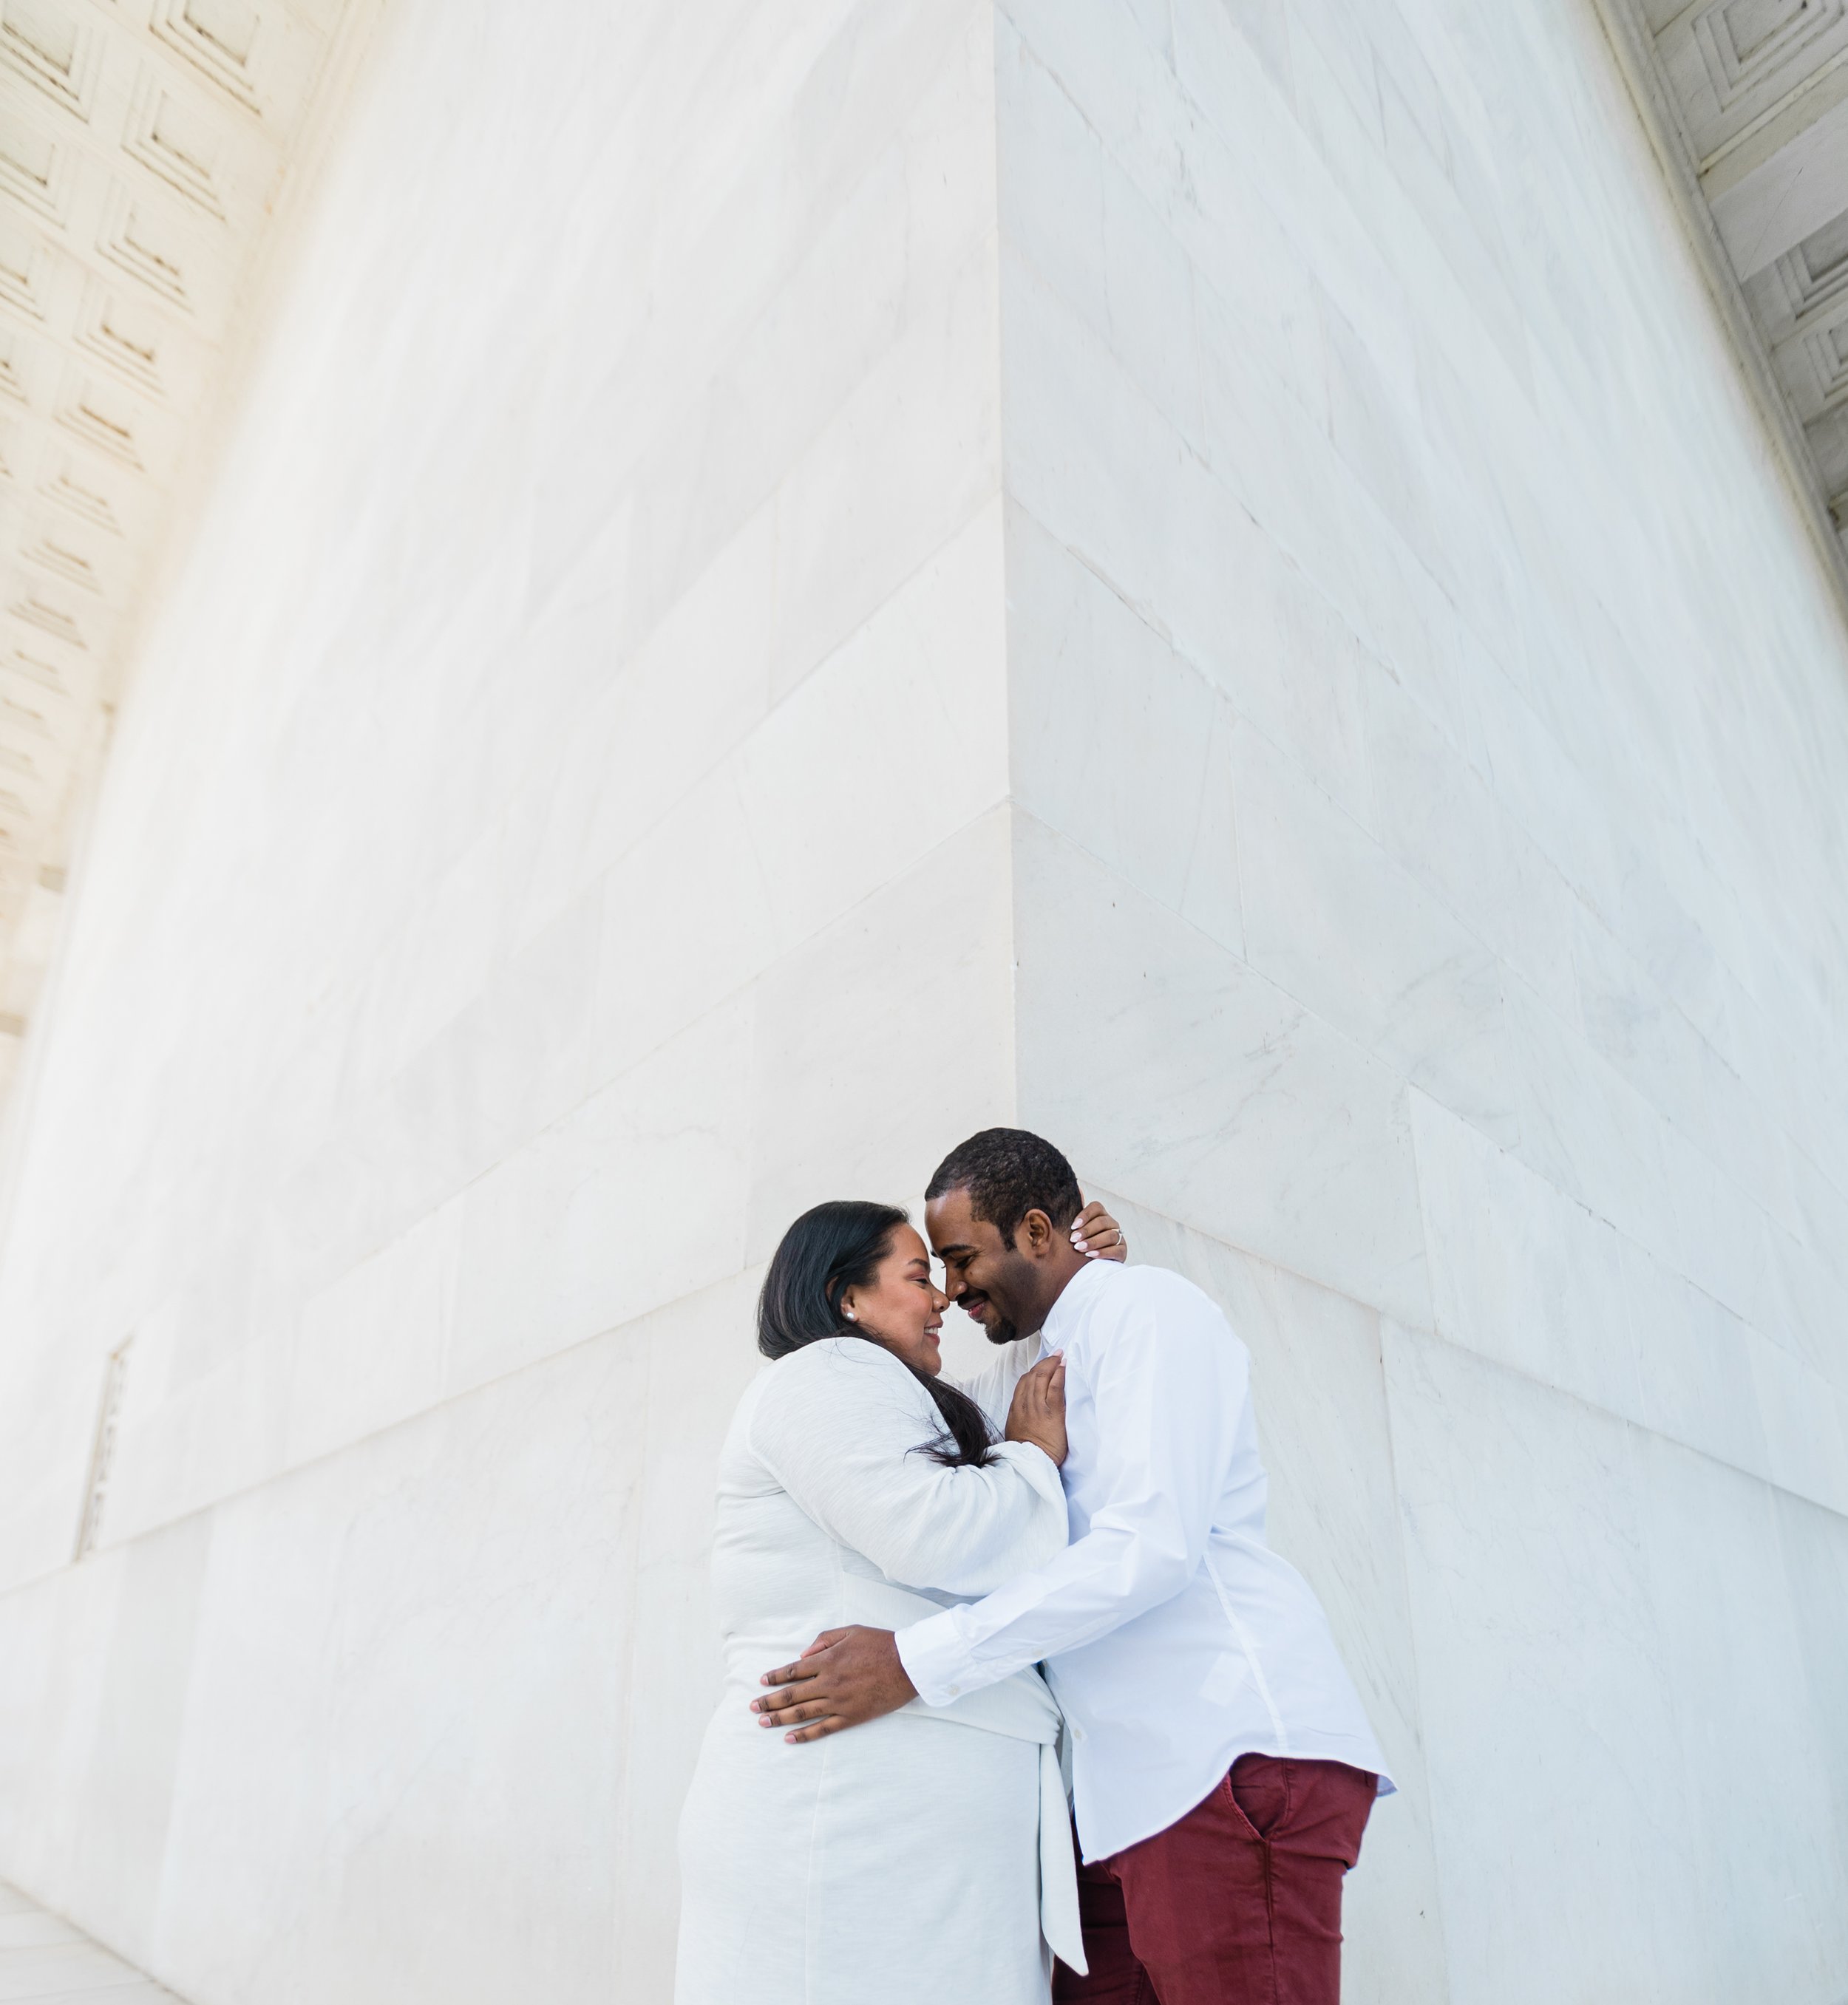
[0,2,1842,2003]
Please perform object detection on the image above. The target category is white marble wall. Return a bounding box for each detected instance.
[0,2,1016,1999]
[1000,2,1848,2001]
[0,2,1845,2003]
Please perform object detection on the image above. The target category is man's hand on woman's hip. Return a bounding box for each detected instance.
[752,1627,917,1741]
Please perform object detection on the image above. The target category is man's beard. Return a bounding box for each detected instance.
[985,1311,1021,1347]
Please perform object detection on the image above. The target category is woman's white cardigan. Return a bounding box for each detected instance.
[675,1338,1080,2004]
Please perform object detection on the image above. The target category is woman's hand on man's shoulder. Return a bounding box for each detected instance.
[1070,1199,1129,1262]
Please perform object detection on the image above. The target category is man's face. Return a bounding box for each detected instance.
[925,1186,1036,1347]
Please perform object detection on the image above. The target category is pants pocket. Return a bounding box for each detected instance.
[1226,1754,1291,1841]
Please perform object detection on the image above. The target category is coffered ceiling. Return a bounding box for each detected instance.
[1603,0,1848,588]
[0,0,369,1092]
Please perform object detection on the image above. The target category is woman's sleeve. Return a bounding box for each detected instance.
[747,1341,1068,1596]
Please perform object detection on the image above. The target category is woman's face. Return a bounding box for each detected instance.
[839,1225,949,1377]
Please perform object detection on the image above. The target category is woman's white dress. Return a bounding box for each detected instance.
[675,1337,1076,2005]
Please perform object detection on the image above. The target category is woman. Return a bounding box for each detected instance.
[674,1196,1127,2004]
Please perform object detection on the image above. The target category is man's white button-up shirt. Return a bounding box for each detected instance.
[897,1257,1392,1862]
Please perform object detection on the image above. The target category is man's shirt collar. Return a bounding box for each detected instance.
[1041,1253,1112,1352]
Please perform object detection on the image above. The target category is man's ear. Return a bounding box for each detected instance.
[1020,1208,1056,1256]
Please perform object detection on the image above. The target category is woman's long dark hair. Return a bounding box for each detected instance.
[757,1200,996,1468]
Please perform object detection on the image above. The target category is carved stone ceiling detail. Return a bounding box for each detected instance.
[0,0,364,1080]
[1607,0,1848,576]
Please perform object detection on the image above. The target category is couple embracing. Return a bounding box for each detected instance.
[676,1129,1392,2004]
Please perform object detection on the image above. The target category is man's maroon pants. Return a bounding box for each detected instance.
[1052,1755,1376,2005]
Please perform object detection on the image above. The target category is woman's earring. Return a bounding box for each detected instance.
[843,1309,857,1322]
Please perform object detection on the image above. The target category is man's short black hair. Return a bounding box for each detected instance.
[925,1128,1083,1247]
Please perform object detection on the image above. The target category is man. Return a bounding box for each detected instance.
[753,1128,1391,2004]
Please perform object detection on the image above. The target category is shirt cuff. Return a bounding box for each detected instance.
[895,1606,981,1709]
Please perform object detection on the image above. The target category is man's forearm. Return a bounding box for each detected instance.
[895,1522,1187,1705]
